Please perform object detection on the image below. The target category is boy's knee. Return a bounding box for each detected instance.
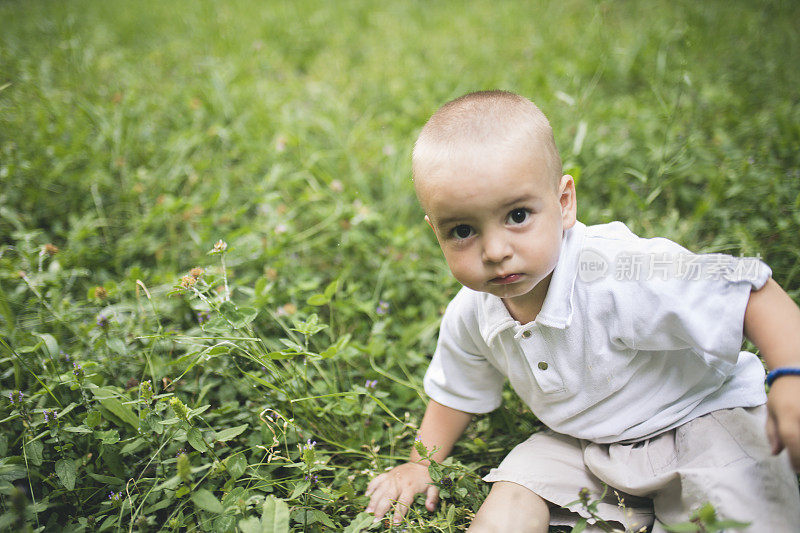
[468,481,550,533]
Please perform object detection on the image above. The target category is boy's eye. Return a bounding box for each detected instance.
[507,208,530,225]
[451,225,474,239]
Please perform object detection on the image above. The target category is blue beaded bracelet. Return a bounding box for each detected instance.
[766,367,800,387]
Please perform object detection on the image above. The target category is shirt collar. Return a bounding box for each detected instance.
[478,221,586,344]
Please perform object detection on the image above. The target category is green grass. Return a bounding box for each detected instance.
[1,0,799,531]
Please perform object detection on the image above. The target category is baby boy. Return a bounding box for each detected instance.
[365,90,800,531]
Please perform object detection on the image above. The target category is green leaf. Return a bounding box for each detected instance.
[260,495,290,533]
[241,369,282,391]
[238,516,262,533]
[279,339,306,353]
[16,344,39,354]
[204,316,233,334]
[0,463,27,482]
[120,438,146,455]
[90,387,139,430]
[305,509,335,527]
[187,428,208,452]
[343,512,375,533]
[214,515,237,532]
[55,458,77,490]
[288,480,310,500]
[320,333,351,359]
[143,498,173,514]
[87,473,124,485]
[214,423,248,442]
[219,301,258,328]
[26,440,43,466]
[427,463,442,482]
[189,404,211,418]
[306,293,329,306]
[37,333,59,358]
[236,307,259,326]
[85,410,102,427]
[191,488,224,514]
[63,425,93,434]
[207,344,231,356]
[0,284,15,333]
[226,453,247,480]
[265,351,296,360]
[323,279,338,299]
[95,429,120,445]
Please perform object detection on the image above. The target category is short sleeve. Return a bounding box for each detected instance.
[423,294,506,414]
[614,238,771,363]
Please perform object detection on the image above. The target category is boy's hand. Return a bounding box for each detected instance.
[766,375,800,471]
[365,462,439,524]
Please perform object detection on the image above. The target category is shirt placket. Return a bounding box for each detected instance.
[517,324,565,394]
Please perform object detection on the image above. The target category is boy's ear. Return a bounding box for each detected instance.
[559,175,577,230]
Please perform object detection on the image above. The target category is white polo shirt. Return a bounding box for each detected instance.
[423,221,771,443]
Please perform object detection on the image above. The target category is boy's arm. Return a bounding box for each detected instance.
[365,399,473,524]
[744,277,800,470]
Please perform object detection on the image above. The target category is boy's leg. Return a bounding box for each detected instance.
[468,481,550,533]
[651,406,800,532]
[482,430,654,531]
[583,405,800,532]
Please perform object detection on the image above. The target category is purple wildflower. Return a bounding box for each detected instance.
[304,474,319,484]
[376,300,390,315]
[96,314,109,329]
[73,362,85,381]
[43,410,58,424]
[365,379,378,390]
[303,439,317,450]
[196,310,209,324]
[8,390,23,404]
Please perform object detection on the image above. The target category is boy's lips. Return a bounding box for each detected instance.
[490,273,523,285]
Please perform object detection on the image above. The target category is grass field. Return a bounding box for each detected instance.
[1,0,799,531]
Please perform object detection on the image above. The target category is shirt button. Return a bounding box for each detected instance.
[521,330,532,339]
[538,361,549,371]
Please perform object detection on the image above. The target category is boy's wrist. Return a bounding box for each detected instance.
[766,367,800,387]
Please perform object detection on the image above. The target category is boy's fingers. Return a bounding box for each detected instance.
[366,483,392,515]
[369,493,395,521]
[391,491,415,524]
[365,473,385,496]
[425,485,440,511]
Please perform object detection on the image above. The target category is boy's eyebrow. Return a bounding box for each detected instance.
[499,193,540,208]
[433,194,540,227]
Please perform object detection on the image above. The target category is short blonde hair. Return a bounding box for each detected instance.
[412,90,562,190]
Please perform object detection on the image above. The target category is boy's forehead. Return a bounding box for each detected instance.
[417,143,552,193]
[417,159,551,221]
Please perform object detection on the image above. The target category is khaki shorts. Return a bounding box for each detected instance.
[483,406,800,532]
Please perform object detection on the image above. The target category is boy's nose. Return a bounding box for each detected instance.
[481,235,513,264]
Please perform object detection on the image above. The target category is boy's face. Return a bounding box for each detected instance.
[417,142,576,317]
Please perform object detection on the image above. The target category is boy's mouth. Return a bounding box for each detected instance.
[490,273,522,285]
